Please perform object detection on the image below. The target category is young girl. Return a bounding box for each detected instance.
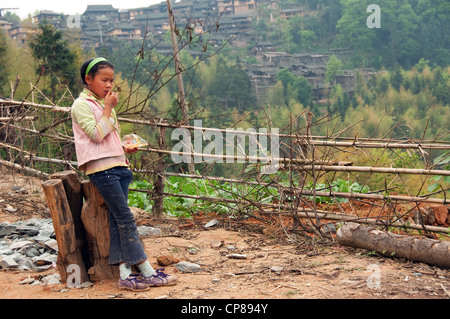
[71,57,177,291]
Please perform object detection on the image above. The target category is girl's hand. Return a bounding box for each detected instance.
[105,91,119,108]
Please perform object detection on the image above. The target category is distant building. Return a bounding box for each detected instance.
[105,24,142,40]
[0,19,13,33]
[7,24,38,44]
[33,10,65,27]
[82,4,120,26]
[280,8,305,19]
[218,0,256,15]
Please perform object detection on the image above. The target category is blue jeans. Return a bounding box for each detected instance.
[88,166,147,266]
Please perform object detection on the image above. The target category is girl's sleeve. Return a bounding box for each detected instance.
[71,99,116,143]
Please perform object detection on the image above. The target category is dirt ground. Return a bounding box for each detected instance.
[0,168,449,300]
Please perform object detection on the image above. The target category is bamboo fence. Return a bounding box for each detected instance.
[1,94,449,238]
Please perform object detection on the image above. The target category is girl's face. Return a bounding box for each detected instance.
[85,67,115,99]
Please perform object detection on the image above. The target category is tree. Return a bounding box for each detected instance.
[276,69,312,106]
[29,23,78,103]
[326,55,343,84]
[391,67,403,91]
[0,29,8,96]
[204,56,255,112]
[416,0,450,67]
[293,76,313,107]
[277,69,296,90]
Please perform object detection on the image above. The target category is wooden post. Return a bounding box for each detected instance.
[153,125,166,218]
[50,171,90,270]
[166,0,195,174]
[80,180,119,281]
[42,178,90,284]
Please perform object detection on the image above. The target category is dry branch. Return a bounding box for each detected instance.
[24,155,78,167]
[299,164,450,176]
[260,210,450,234]
[0,116,35,121]
[0,99,71,113]
[0,158,49,179]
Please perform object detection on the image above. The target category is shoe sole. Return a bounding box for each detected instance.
[147,280,178,287]
[118,279,178,290]
[118,285,151,292]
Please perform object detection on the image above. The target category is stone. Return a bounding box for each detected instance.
[22,246,40,258]
[9,240,33,250]
[0,255,18,268]
[32,252,57,266]
[0,217,60,273]
[42,273,61,285]
[137,226,162,237]
[322,223,336,233]
[19,277,37,285]
[210,239,223,248]
[270,266,283,273]
[38,223,55,238]
[188,247,199,255]
[226,253,247,259]
[79,281,94,289]
[430,205,449,225]
[204,219,220,228]
[42,239,58,252]
[175,261,202,273]
[16,225,40,237]
[3,206,17,213]
[0,247,13,255]
[0,224,16,237]
[178,223,195,230]
[157,255,179,266]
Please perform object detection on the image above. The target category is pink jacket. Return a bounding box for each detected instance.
[72,97,124,171]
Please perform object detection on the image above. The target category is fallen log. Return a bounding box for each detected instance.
[336,222,450,268]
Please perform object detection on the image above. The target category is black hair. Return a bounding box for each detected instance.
[80,58,115,85]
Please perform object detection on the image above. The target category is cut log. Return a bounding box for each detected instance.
[80,180,119,281]
[50,171,90,270]
[336,222,450,268]
[43,173,145,282]
[41,179,90,283]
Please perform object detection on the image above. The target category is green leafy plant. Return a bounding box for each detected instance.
[427,151,450,193]
[305,178,370,204]
[128,174,371,218]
